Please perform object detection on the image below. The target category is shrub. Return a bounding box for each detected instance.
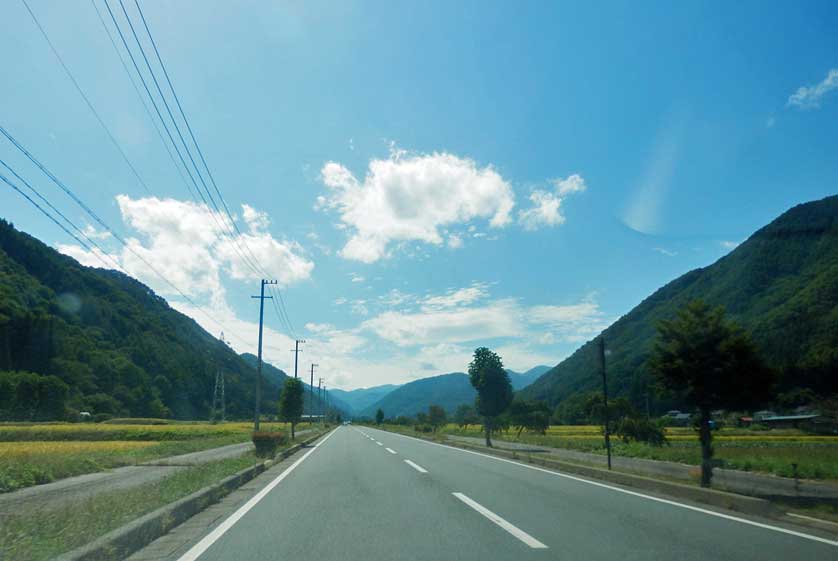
[614,417,668,446]
[93,413,113,423]
[414,424,433,433]
[251,431,287,458]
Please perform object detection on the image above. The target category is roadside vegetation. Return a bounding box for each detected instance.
[0,420,311,492]
[0,452,261,561]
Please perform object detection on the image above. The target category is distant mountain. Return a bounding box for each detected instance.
[329,384,400,415]
[520,195,838,411]
[240,353,348,416]
[359,373,476,418]
[0,219,278,420]
[507,365,551,390]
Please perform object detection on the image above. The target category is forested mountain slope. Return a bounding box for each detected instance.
[521,195,838,410]
[0,219,278,420]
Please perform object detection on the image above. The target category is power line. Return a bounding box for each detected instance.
[107,0,264,278]
[20,0,151,195]
[0,157,122,271]
[89,0,192,198]
[0,124,248,347]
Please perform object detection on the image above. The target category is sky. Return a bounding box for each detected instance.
[1,0,836,389]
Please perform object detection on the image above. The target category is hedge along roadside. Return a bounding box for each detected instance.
[52,429,329,561]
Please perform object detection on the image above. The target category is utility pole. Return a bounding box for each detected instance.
[599,336,612,470]
[318,377,324,425]
[291,339,306,378]
[251,279,277,430]
[309,363,318,424]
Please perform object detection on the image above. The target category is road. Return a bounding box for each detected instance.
[168,426,836,561]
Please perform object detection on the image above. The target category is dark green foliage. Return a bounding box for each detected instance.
[0,219,278,420]
[375,408,384,425]
[508,399,551,437]
[0,370,68,421]
[648,300,773,486]
[521,195,838,411]
[614,417,667,446]
[427,404,447,432]
[453,404,479,428]
[278,378,304,439]
[468,347,513,447]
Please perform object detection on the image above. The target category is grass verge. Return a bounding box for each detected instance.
[0,453,260,561]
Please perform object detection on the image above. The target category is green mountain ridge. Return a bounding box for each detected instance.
[520,195,838,410]
[0,218,278,420]
[358,365,550,419]
[329,384,401,415]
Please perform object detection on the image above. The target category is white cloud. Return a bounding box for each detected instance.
[653,247,677,257]
[518,174,587,231]
[720,240,741,250]
[349,273,365,283]
[447,233,463,249]
[787,69,838,110]
[82,224,112,241]
[421,282,489,310]
[317,148,515,263]
[58,196,313,301]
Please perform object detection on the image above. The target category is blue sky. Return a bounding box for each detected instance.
[1,0,836,389]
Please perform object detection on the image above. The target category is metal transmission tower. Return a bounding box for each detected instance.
[211,333,228,423]
[309,363,318,422]
[251,279,277,430]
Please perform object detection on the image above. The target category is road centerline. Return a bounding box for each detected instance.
[404,459,428,473]
[386,447,397,454]
[452,492,548,549]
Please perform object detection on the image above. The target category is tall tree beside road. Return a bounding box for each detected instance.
[278,378,304,440]
[468,347,513,447]
[648,300,774,487]
[427,404,447,432]
[375,408,384,425]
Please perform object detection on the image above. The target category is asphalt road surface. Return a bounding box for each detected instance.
[173,426,837,561]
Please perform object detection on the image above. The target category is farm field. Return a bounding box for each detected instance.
[0,420,309,493]
[403,424,838,480]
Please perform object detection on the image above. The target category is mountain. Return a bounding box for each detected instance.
[359,373,476,418]
[520,195,838,410]
[507,365,551,390]
[0,218,279,420]
[240,353,348,416]
[329,384,400,415]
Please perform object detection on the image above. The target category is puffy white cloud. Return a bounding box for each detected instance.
[518,174,587,231]
[59,196,313,301]
[317,149,515,263]
[787,69,838,109]
[447,233,463,249]
[349,273,365,283]
[421,282,489,310]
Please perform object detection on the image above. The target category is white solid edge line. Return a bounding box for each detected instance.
[175,428,341,561]
[404,459,428,473]
[380,429,838,548]
[452,492,548,549]
[386,447,397,454]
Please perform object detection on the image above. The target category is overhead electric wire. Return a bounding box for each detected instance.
[106,0,264,278]
[89,0,192,198]
[120,0,300,338]
[0,125,248,346]
[20,0,151,195]
[0,157,123,271]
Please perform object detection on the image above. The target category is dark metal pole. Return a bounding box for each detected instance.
[599,336,612,470]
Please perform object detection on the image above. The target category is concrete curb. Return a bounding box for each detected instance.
[384,428,782,519]
[52,431,326,561]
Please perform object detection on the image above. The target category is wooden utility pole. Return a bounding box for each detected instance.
[291,339,306,378]
[251,279,277,430]
[309,363,318,423]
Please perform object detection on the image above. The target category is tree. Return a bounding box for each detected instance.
[509,399,551,437]
[375,408,384,425]
[468,347,513,447]
[454,404,478,429]
[648,300,774,487]
[428,404,447,432]
[278,378,304,439]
